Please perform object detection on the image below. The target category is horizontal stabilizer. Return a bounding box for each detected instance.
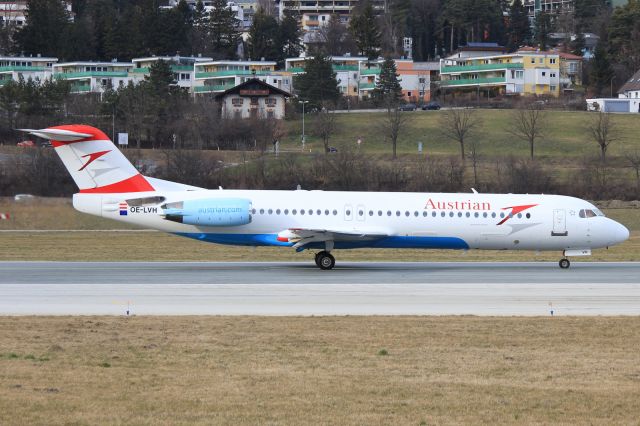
[19,128,93,141]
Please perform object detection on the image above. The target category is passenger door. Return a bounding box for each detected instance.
[552,209,568,236]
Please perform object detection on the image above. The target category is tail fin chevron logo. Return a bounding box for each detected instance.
[497,204,538,225]
[78,150,111,171]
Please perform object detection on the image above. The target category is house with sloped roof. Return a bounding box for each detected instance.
[618,69,640,113]
[215,78,291,119]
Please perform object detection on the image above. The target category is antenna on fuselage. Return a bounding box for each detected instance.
[471,188,478,194]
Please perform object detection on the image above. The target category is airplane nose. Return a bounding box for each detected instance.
[611,222,630,245]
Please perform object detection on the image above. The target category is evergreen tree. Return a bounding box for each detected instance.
[589,43,614,97]
[14,0,71,58]
[609,0,640,76]
[534,11,552,50]
[191,0,208,55]
[349,2,381,62]
[279,10,302,63]
[208,0,240,59]
[507,0,530,51]
[247,9,279,60]
[293,55,341,107]
[372,57,402,103]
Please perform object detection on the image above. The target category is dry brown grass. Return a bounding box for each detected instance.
[1,316,639,424]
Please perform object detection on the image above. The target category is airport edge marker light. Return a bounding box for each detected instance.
[20,125,630,270]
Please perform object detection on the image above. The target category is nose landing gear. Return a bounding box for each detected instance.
[559,258,570,269]
[315,251,335,270]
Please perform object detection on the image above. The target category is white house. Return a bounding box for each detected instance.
[215,78,290,119]
[618,69,640,113]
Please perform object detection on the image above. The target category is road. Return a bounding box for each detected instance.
[1,261,638,315]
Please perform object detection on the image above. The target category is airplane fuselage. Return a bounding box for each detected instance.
[73,189,628,253]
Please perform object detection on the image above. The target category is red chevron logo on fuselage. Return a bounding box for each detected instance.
[497,204,538,225]
[78,150,111,171]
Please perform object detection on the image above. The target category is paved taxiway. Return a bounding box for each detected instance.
[1,261,639,315]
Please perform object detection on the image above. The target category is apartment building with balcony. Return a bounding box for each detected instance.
[280,0,384,31]
[193,60,292,95]
[0,1,73,27]
[131,56,212,90]
[524,0,574,21]
[285,55,365,97]
[52,61,134,93]
[440,50,561,97]
[0,55,58,86]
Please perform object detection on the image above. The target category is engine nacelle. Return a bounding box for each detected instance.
[162,198,252,227]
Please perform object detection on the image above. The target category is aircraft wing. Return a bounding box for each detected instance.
[277,227,389,249]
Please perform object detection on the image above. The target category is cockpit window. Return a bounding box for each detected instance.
[579,209,601,218]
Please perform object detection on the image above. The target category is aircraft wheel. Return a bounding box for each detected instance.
[314,252,322,267]
[317,251,335,270]
[559,258,570,269]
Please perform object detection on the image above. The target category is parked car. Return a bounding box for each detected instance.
[422,101,441,110]
[327,146,338,153]
[17,140,35,147]
[398,103,417,111]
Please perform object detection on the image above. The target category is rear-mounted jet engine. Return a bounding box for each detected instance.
[161,198,252,226]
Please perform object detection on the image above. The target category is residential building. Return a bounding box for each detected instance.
[280,0,384,31]
[194,60,291,95]
[524,0,574,22]
[52,61,134,93]
[557,51,582,90]
[286,55,439,102]
[215,78,290,119]
[618,69,640,113]
[587,98,639,113]
[162,0,250,30]
[0,1,73,27]
[286,55,365,98]
[131,56,212,90]
[439,50,562,97]
[0,55,58,86]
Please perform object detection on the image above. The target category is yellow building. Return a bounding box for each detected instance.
[440,49,562,97]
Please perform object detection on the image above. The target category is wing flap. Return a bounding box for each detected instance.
[278,227,389,249]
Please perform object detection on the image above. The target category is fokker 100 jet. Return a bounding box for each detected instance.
[22,125,629,270]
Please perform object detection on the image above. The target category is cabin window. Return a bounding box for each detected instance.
[466,212,471,217]
[458,212,463,217]
[308,209,313,215]
[414,211,419,217]
[441,212,445,217]
[396,211,401,216]
[284,209,289,215]
[449,212,454,217]
[500,212,505,218]
[333,210,338,215]
[259,209,264,214]
[432,212,437,217]
[483,212,487,218]
[292,209,297,215]
[475,212,479,218]
[492,212,496,218]
[369,210,374,216]
[526,213,530,218]
[317,209,321,215]
[300,209,305,215]
[517,213,522,218]
[345,210,350,216]
[251,208,256,214]
[387,211,392,216]
[276,209,281,215]
[268,209,273,214]
[423,211,428,217]
[325,209,329,215]
[359,210,364,216]
[405,211,410,217]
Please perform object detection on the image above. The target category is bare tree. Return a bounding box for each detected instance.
[509,104,545,159]
[588,111,619,162]
[377,96,411,160]
[468,138,481,188]
[626,150,640,190]
[439,109,480,163]
[317,14,357,56]
[256,0,277,16]
[313,106,339,153]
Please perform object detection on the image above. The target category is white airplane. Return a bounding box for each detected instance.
[22,125,629,270]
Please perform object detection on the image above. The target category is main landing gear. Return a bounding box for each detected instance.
[315,251,335,270]
[559,258,570,269]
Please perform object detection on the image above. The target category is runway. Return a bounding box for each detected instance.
[1,261,639,315]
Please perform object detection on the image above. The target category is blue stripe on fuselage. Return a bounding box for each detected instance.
[174,233,469,250]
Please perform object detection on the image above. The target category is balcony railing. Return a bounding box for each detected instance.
[359,82,375,90]
[54,71,129,79]
[360,68,380,75]
[440,77,506,87]
[194,85,228,93]
[70,85,91,93]
[0,66,46,72]
[441,62,523,73]
[333,65,358,71]
[194,69,274,78]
